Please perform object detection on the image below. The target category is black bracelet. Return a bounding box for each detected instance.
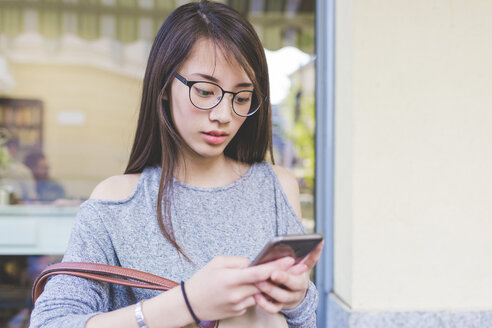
[180,281,201,325]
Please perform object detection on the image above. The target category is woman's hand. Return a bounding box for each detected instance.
[253,241,324,313]
[183,255,295,322]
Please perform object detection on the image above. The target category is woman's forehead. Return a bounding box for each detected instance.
[180,38,252,85]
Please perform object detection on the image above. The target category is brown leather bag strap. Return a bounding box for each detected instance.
[32,262,218,328]
[32,262,179,303]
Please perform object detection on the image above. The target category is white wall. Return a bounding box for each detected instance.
[334,0,492,311]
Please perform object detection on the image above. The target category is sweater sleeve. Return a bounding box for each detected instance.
[29,202,116,328]
[272,172,319,328]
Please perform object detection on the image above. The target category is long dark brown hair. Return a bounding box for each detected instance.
[125,0,273,260]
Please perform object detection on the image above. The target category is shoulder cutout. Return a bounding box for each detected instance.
[271,165,302,219]
[89,174,141,201]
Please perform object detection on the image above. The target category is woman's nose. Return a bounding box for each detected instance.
[209,94,233,123]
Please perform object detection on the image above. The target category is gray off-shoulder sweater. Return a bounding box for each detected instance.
[29,162,318,328]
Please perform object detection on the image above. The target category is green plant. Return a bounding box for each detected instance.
[0,128,12,171]
[282,91,315,190]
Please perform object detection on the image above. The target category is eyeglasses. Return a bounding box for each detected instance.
[175,73,261,117]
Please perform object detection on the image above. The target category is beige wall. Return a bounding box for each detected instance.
[335,0,492,311]
[7,63,142,198]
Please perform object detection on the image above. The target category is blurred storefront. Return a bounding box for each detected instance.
[0,0,317,326]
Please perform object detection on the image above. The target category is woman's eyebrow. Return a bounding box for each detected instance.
[192,73,253,88]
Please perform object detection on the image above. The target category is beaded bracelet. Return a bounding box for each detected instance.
[180,281,201,325]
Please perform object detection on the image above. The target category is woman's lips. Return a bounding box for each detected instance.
[202,131,228,145]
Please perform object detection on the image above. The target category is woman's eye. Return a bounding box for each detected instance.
[235,96,251,103]
[194,87,214,97]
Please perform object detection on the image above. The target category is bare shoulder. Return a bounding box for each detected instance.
[89,173,141,201]
[271,164,302,218]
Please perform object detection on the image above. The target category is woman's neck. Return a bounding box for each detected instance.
[174,153,248,188]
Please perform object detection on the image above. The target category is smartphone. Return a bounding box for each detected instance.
[251,233,324,266]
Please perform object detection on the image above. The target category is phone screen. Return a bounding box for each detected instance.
[251,233,323,266]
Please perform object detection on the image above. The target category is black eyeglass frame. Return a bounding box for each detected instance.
[174,73,261,117]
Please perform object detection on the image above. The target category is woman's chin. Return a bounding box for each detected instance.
[185,146,227,161]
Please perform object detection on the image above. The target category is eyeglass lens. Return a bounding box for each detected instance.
[189,82,260,116]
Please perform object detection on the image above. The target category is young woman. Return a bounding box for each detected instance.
[30,1,322,327]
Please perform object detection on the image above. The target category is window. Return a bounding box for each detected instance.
[0,1,315,324]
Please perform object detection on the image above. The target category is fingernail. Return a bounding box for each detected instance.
[257,281,266,288]
[283,257,295,265]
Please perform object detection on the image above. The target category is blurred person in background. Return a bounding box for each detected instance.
[24,152,65,202]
